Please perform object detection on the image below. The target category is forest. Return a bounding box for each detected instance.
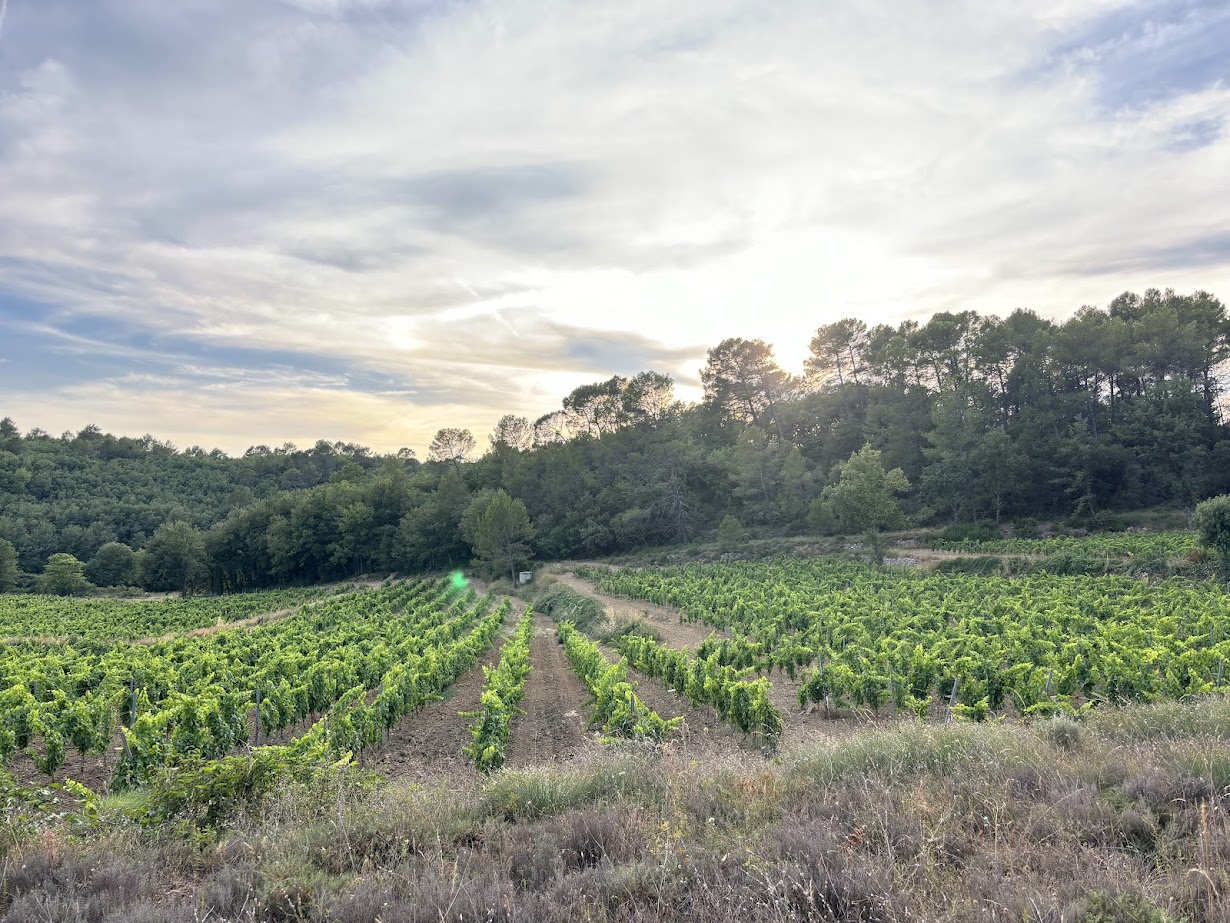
[1,286,1227,592]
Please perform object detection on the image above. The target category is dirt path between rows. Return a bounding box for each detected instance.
[369,639,508,785]
[594,637,755,760]
[554,567,864,745]
[505,615,596,767]
[5,741,119,796]
[8,595,508,795]
[478,588,746,764]
[549,569,715,651]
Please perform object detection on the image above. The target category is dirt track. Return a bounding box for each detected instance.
[549,569,715,650]
[554,567,863,744]
[504,615,595,767]
[370,641,506,784]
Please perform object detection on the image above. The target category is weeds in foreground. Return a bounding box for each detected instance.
[2,700,1230,922]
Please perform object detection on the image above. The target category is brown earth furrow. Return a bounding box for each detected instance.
[586,637,754,760]
[558,566,859,744]
[549,569,715,651]
[368,640,507,784]
[504,615,596,767]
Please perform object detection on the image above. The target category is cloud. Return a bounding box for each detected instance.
[14,374,461,456]
[1,0,1230,451]
[1033,0,1230,111]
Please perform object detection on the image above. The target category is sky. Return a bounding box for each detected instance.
[1,0,1228,456]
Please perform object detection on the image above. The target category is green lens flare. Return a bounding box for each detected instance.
[450,571,469,591]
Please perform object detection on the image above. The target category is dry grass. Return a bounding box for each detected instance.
[4,701,1230,922]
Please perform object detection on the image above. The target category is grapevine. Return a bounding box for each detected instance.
[0,579,509,787]
[464,608,535,772]
[614,632,782,741]
[556,622,681,741]
[585,557,1230,720]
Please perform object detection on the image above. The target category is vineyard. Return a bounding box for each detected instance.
[556,621,680,741]
[7,546,1230,921]
[0,585,344,640]
[582,559,1230,719]
[1,580,513,789]
[0,575,761,802]
[932,529,1200,558]
[6,540,1230,814]
[465,608,535,772]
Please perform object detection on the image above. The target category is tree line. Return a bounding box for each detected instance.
[1,286,1227,593]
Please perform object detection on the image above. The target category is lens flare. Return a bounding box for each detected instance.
[450,571,469,591]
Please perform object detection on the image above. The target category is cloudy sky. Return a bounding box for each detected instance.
[1,0,1228,455]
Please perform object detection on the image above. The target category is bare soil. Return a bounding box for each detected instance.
[5,575,860,804]
[8,705,315,803]
[6,735,120,798]
[549,568,714,650]
[602,641,755,760]
[504,615,596,767]
[554,567,868,744]
[368,642,506,785]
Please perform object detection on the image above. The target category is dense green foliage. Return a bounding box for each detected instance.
[0,539,18,594]
[933,530,1201,557]
[587,559,1230,719]
[556,621,680,740]
[613,631,782,740]
[716,514,744,550]
[84,541,137,587]
[810,444,909,536]
[2,287,1228,587]
[138,520,211,594]
[465,609,535,772]
[1195,494,1230,573]
[0,418,402,574]
[809,444,909,563]
[40,553,91,596]
[471,489,536,584]
[318,594,508,763]
[533,583,608,632]
[0,585,339,639]
[0,580,506,786]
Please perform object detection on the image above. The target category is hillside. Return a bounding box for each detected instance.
[2,288,1228,594]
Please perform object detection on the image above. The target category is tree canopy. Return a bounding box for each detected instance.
[1,286,1228,591]
[813,445,910,536]
[472,490,535,584]
[0,538,17,593]
[139,521,210,595]
[86,542,137,587]
[428,428,476,473]
[41,552,92,596]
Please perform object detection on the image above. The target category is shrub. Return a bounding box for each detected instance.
[716,515,744,551]
[1014,517,1041,539]
[481,757,664,820]
[1036,549,1105,576]
[1038,715,1084,753]
[1194,494,1230,575]
[535,584,607,633]
[1074,890,1175,923]
[933,523,1001,546]
[1088,511,1129,533]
